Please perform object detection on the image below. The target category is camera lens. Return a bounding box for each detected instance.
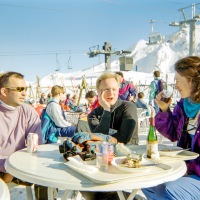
[59,144,65,153]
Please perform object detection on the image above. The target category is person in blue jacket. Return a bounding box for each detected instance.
[149,70,161,113]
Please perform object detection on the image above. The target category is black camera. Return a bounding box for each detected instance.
[63,151,96,161]
[59,139,96,161]
[59,141,69,154]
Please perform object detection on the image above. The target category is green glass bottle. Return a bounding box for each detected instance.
[146,107,159,159]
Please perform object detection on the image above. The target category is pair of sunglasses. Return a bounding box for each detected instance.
[5,87,28,92]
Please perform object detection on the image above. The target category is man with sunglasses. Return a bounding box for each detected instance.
[0,72,47,200]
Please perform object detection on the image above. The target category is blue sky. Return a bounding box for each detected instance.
[0,0,198,81]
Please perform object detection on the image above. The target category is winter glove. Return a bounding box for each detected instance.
[72,132,92,144]
[92,133,112,142]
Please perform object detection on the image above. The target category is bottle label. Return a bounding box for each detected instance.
[149,117,155,126]
[146,141,160,159]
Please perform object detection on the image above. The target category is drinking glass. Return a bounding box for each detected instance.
[161,85,174,103]
[96,142,108,170]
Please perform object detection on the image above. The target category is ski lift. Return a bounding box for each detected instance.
[88,45,99,57]
[119,56,133,71]
[55,54,60,71]
[148,19,163,45]
[148,32,163,44]
[67,50,73,70]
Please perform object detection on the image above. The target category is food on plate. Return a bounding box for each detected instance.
[119,154,141,168]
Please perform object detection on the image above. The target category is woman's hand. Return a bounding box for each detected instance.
[155,91,172,112]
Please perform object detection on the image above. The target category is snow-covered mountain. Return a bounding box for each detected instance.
[31,25,200,95]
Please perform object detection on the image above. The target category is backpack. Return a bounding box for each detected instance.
[40,102,59,144]
[154,79,167,96]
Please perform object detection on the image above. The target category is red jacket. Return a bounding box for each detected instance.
[90,98,99,111]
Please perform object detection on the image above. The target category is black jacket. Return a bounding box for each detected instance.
[88,99,138,144]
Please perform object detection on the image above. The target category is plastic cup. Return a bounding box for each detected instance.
[161,86,174,103]
[96,142,108,170]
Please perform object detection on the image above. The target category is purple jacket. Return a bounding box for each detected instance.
[155,99,200,177]
[0,102,43,172]
[118,79,137,101]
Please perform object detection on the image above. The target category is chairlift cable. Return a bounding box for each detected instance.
[67,50,72,70]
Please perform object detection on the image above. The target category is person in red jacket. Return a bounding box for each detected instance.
[85,90,99,112]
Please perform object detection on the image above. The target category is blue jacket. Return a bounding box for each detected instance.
[149,78,160,102]
[135,99,148,109]
[155,99,200,176]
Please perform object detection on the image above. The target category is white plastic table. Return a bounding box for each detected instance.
[0,178,10,200]
[5,144,187,200]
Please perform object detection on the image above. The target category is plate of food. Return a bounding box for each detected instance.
[111,155,163,173]
[158,146,184,157]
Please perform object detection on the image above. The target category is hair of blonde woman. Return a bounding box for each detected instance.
[175,56,200,103]
[96,72,120,89]
[51,85,65,97]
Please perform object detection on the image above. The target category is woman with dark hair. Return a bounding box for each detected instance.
[143,56,200,199]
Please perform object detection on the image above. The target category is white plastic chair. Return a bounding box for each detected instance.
[6,182,34,200]
[48,187,58,200]
[64,111,79,124]
[48,188,83,200]
[0,178,10,200]
[137,109,150,133]
[62,190,83,200]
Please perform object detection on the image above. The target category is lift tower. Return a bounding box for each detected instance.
[169,3,200,56]
[88,42,131,70]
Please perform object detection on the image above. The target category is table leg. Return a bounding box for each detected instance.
[48,187,58,200]
[61,190,83,200]
[117,191,126,200]
[26,186,34,200]
[117,189,139,200]
[127,189,139,200]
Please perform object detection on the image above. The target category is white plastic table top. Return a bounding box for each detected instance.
[0,178,10,200]
[5,143,187,193]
